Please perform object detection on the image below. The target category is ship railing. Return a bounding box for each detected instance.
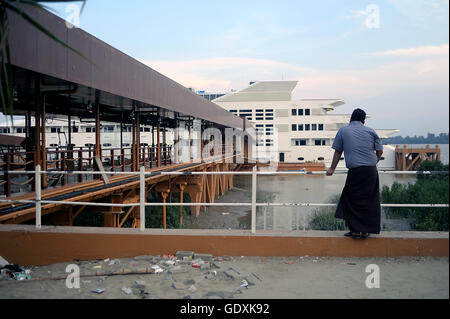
[0,166,448,232]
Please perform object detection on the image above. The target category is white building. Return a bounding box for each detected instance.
[213,81,399,169]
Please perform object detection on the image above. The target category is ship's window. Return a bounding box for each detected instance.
[16,128,23,133]
[144,127,151,132]
[256,109,264,112]
[256,117,264,121]
[318,124,324,131]
[49,144,58,147]
[0,128,10,133]
[381,157,385,160]
[266,124,274,127]
[256,124,264,127]
[291,109,297,116]
[305,109,311,116]
[122,143,130,147]
[103,143,112,147]
[298,124,303,131]
[340,157,344,160]
[85,143,94,147]
[230,110,237,113]
[50,127,57,133]
[298,157,304,161]
[312,124,317,131]
[300,140,306,146]
[291,124,297,131]
[305,124,310,131]
[318,157,325,161]
[72,126,79,133]
[298,109,304,116]
[140,143,149,146]
[315,140,321,146]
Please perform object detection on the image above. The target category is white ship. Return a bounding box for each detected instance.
[212,81,399,169]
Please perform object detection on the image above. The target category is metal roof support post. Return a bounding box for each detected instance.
[140,166,145,231]
[251,165,257,234]
[35,164,41,229]
[157,121,161,167]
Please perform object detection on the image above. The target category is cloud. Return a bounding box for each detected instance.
[371,44,449,57]
[140,52,449,101]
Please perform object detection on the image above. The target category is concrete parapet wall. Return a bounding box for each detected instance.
[0,225,448,266]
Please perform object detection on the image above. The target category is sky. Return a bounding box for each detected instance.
[28,1,450,136]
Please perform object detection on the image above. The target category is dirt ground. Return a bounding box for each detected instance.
[0,255,448,299]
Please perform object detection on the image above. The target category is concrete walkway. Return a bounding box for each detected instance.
[0,256,448,299]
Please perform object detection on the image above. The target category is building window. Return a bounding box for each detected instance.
[305,109,310,116]
[291,109,297,116]
[314,139,326,146]
[318,124,324,131]
[298,109,304,116]
[312,124,317,131]
[291,124,297,131]
[298,124,303,131]
[305,124,310,131]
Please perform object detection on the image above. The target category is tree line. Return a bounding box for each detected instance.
[384,133,449,144]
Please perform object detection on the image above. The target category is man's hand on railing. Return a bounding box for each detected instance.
[326,168,335,176]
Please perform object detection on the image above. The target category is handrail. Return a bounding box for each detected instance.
[0,166,448,232]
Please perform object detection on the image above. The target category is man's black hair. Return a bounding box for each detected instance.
[350,108,366,123]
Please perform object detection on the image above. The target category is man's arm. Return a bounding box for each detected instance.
[326,150,342,176]
[376,150,383,163]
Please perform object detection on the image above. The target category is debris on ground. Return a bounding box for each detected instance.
[91,288,105,294]
[121,286,133,295]
[0,263,32,281]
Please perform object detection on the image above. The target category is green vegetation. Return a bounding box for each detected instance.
[308,194,346,231]
[145,192,190,229]
[72,192,190,229]
[384,133,448,145]
[381,161,449,231]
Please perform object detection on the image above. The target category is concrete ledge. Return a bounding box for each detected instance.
[0,225,448,266]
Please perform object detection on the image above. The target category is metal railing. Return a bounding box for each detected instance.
[0,165,448,233]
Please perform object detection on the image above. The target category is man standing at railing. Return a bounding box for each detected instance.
[326,108,383,239]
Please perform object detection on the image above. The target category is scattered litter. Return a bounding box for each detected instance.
[108,259,120,266]
[91,288,105,294]
[103,258,110,263]
[82,280,91,284]
[121,287,133,295]
[221,212,230,215]
[150,265,163,274]
[188,285,198,293]
[135,280,146,286]
[183,256,192,262]
[347,263,357,265]
[165,260,176,267]
[15,273,32,281]
[239,280,249,290]
[93,265,102,269]
[261,257,267,262]
[0,264,32,281]
[285,260,295,265]
[191,259,205,268]
[0,256,9,268]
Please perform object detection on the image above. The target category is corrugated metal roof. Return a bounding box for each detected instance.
[214,81,298,102]
[7,6,249,130]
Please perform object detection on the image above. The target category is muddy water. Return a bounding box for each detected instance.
[183,173,416,231]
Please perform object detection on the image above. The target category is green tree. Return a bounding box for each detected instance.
[381,160,449,231]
